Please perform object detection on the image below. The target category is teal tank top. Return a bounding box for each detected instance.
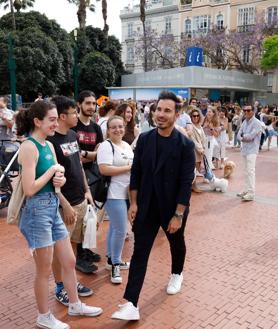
[28,137,55,194]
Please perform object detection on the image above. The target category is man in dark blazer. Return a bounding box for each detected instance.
[112,91,196,321]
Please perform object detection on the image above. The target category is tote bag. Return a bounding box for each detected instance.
[7,175,25,225]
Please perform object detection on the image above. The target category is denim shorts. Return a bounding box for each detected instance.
[19,192,69,252]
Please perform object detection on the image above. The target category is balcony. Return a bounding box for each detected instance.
[237,24,255,33]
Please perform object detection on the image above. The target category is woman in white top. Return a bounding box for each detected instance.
[214,107,228,169]
[97,115,134,284]
[97,101,117,139]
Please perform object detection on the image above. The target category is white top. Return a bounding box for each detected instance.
[98,117,108,139]
[97,140,134,199]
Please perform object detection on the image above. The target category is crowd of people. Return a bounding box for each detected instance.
[1,90,277,328]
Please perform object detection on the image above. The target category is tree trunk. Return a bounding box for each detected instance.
[140,0,147,71]
[77,0,86,30]
[10,0,16,30]
[102,0,109,37]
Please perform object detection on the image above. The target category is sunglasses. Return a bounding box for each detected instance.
[243,109,252,113]
[192,114,200,118]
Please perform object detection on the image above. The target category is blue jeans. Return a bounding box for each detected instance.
[105,199,128,264]
[19,192,69,252]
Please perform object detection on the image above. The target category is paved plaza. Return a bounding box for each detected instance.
[0,145,278,329]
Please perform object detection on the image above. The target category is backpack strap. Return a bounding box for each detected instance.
[106,139,115,155]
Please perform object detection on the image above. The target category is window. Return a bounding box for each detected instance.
[267,73,273,87]
[267,7,278,25]
[193,15,211,34]
[127,47,134,64]
[165,17,172,34]
[238,7,255,31]
[216,14,224,30]
[127,23,133,38]
[242,46,250,64]
[185,19,191,34]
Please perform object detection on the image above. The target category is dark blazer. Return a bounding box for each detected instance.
[130,128,195,229]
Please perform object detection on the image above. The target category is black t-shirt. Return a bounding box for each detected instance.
[72,119,103,170]
[47,130,85,206]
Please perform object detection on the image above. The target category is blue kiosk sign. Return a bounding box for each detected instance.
[186,47,203,67]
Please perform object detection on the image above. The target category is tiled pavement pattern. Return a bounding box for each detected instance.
[0,145,277,329]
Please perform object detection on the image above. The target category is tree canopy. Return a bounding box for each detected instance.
[261,35,278,70]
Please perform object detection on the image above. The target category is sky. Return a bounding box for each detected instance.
[0,0,138,42]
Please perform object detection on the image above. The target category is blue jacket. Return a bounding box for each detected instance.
[130,128,195,229]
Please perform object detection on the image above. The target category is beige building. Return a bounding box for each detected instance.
[179,0,278,93]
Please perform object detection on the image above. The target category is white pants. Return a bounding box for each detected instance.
[205,136,217,168]
[243,154,257,196]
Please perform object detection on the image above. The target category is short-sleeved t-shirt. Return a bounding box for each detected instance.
[47,130,85,206]
[97,140,134,200]
[176,112,192,128]
[0,108,14,140]
[72,119,103,170]
[97,117,108,139]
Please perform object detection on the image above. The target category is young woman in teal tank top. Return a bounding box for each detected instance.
[15,101,102,329]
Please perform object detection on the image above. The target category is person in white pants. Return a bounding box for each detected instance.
[237,105,262,201]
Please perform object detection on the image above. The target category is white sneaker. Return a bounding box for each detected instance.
[111,302,140,320]
[106,261,130,270]
[68,301,103,317]
[242,193,254,201]
[166,273,183,295]
[36,312,69,329]
[236,191,247,198]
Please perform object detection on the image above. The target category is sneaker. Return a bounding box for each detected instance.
[242,193,254,201]
[237,191,248,198]
[55,288,69,306]
[111,302,140,321]
[166,273,183,295]
[77,282,93,297]
[82,249,101,263]
[111,265,122,284]
[36,312,69,329]
[106,258,130,270]
[68,301,103,317]
[75,258,98,274]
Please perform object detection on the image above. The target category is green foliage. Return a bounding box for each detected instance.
[0,11,74,100]
[79,51,115,94]
[0,0,35,12]
[261,35,278,70]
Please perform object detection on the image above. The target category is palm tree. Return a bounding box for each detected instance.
[140,0,148,71]
[101,0,108,36]
[0,0,35,29]
[68,0,97,30]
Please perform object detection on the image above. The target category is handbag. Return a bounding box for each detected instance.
[7,175,25,225]
[82,204,97,249]
[85,140,114,209]
[203,155,214,182]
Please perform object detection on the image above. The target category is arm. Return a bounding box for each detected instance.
[82,168,93,204]
[2,116,14,129]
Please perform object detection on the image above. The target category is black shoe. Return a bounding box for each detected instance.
[83,249,101,263]
[75,258,98,274]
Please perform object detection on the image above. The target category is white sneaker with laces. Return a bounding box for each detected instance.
[166,273,183,295]
[237,191,247,198]
[68,301,103,317]
[111,302,140,320]
[242,193,254,201]
[36,312,69,329]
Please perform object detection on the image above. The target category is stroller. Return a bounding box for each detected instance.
[0,141,20,209]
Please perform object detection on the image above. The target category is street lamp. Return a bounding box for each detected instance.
[8,34,17,111]
[73,29,79,101]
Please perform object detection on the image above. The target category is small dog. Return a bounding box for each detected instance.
[224,160,236,179]
[209,177,228,193]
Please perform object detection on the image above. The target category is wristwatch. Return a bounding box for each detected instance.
[174,212,183,220]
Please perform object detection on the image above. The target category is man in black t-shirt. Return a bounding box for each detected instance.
[48,96,97,307]
[73,90,103,170]
[72,90,103,264]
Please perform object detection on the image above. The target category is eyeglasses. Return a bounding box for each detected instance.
[109,125,125,130]
[65,110,78,116]
[243,109,252,113]
[192,115,200,118]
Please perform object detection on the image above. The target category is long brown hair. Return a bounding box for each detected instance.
[203,105,219,127]
[115,103,136,144]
